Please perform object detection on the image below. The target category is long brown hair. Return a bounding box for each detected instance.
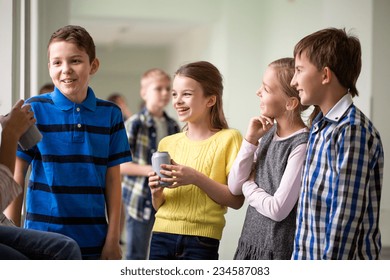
[175,61,228,131]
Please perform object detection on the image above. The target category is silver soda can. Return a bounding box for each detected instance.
[151,151,171,186]
[18,124,42,150]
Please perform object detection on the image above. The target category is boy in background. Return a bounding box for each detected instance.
[120,68,180,259]
[290,28,384,259]
[5,25,132,259]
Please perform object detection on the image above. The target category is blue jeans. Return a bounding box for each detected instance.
[0,226,82,260]
[149,232,220,260]
[125,209,155,260]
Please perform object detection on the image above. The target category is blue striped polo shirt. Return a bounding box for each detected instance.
[17,87,132,258]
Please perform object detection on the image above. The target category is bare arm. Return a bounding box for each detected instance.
[101,165,122,260]
[120,162,153,177]
[1,100,35,225]
[148,171,166,210]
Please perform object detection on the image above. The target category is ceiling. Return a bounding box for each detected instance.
[71,17,200,48]
[68,0,220,48]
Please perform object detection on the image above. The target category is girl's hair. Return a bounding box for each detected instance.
[175,61,228,131]
[269,58,312,125]
[47,25,96,64]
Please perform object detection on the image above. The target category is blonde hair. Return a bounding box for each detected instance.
[140,68,170,96]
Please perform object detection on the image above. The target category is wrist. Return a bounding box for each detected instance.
[245,136,258,146]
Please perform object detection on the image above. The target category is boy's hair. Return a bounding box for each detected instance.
[47,25,96,64]
[140,68,171,96]
[175,61,228,130]
[293,28,361,97]
[141,68,170,88]
[39,82,55,94]
[107,93,124,103]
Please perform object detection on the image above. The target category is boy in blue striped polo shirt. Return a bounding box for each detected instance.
[290,28,384,259]
[5,25,132,259]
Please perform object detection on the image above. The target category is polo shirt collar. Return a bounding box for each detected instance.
[52,87,97,112]
[324,93,353,123]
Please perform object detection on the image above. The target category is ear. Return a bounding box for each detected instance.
[206,95,217,107]
[90,58,100,75]
[286,97,300,111]
[322,66,332,85]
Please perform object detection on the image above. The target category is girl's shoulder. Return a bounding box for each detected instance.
[215,128,243,144]
[219,128,242,138]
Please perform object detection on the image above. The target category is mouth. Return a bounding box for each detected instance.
[176,107,189,114]
[61,79,76,84]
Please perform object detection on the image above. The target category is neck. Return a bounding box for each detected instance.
[319,86,349,115]
[147,104,164,118]
[186,123,219,141]
[275,115,306,138]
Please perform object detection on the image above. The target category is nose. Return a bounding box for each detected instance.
[256,87,263,97]
[62,62,73,74]
[173,94,182,105]
[290,73,297,88]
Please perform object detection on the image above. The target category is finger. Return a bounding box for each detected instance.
[263,116,274,125]
[14,99,25,109]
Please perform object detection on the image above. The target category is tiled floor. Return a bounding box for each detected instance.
[381,247,390,259]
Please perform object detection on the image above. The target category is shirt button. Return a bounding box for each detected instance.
[77,124,82,128]
[76,107,80,112]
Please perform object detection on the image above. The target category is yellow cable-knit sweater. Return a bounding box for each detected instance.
[153,128,242,240]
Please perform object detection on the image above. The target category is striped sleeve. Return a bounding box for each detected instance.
[0,164,22,212]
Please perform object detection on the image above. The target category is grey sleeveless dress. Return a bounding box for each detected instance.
[234,125,308,260]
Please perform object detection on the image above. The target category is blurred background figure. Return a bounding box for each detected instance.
[39,82,55,94]
[107,93,132,121]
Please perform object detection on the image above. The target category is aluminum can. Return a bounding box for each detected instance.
[151,151,171,186]
[18,124,42,150]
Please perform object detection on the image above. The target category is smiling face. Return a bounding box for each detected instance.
[48,41,99,103]
[290,51,324,107]
[171,75,215,125]
[256,66,288,118]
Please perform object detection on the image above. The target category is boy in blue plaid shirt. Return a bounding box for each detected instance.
[290,28,384,259]
[120,69,180,259]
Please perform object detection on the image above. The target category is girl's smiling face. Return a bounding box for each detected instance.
[256,66,288,119]
[171,75,215,125]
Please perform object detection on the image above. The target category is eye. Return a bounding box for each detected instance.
[171,92,177,97]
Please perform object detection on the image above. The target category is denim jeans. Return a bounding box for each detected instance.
[125,209,155,260]
[149,232,220,260]
[0,225,82,260]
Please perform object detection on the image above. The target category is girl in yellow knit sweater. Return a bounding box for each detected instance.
[148,61,244,260]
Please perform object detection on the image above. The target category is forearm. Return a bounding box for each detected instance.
[4,158,29,226]
[195,172,244,209]
[151,191,165,211]
[0,128,19,174]
[228,139,257,195]
[120,162,153,177]
[105,166,122,243]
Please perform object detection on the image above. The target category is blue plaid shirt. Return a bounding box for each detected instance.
[292,94,384,260]
[122,108,180,221]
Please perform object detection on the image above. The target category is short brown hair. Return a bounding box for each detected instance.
[47,25,96,64]
[293,28,361,97]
